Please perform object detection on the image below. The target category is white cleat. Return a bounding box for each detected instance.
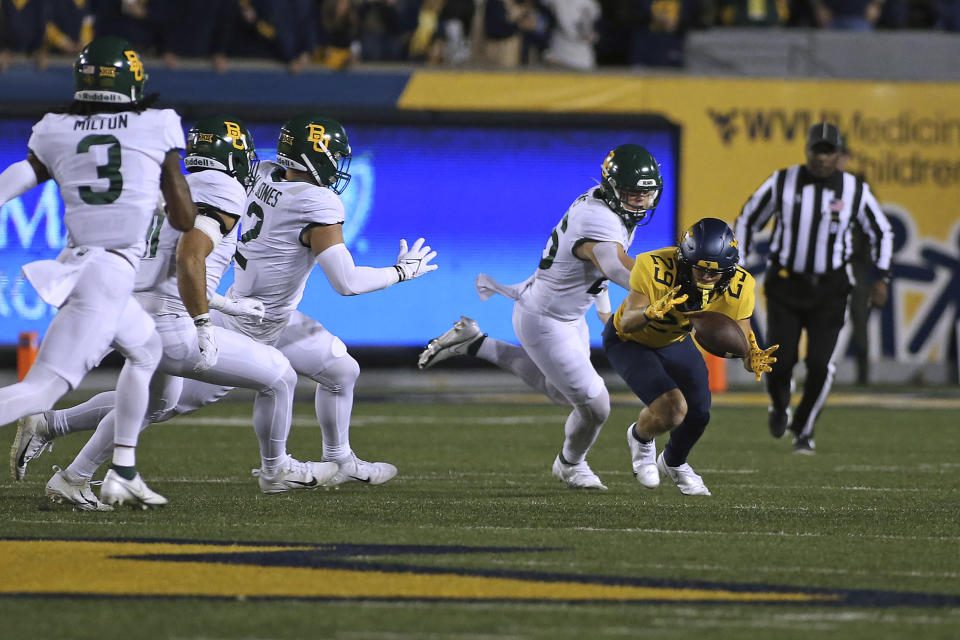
[252,457,339,494]
[323,454,398,487]
[627,424,660,489]
[417,316,483,369]
[11,413,53,481]
[45,466,113,512]
[100,469,168,509]
[552,455,607,490]
[657,452,711,496]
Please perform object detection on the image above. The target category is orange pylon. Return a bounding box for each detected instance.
[17,331,38,381]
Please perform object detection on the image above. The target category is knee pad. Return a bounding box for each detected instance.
[312,352,360,394]
[574,385,610,425]
[124,331,162,370]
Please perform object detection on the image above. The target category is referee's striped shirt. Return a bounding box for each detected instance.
[734,165,893,275]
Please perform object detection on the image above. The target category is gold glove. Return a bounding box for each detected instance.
[644,286,688,321]
[746,331,779,382]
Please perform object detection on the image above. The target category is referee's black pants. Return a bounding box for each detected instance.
[764,268,851,440]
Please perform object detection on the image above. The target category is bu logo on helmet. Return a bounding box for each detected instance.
[123,50,144,81]
[307,124,330,152]
[224,121,247,150]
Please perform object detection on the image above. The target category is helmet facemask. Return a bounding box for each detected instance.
[603,179,661,225]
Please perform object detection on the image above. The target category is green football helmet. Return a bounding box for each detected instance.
[599,144,663,225]
[185,116,259,189]
[74,35,147,104]
[276,114,352,194]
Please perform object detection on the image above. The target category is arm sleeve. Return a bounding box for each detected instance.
[855,182,893,272]
[734,171,780,265]
[592,241,632,289]
[314,242,400,296]
[0,159,39,205]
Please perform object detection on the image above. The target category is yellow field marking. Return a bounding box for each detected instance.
[0,540,840,603]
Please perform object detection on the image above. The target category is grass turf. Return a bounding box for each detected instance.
[0,390,958,639]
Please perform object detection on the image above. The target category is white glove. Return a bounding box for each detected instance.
[394,237,438,282]
[193,314,219,372]
[210,293,264,322]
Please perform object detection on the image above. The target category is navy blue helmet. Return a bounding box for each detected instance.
[676,218,739,311]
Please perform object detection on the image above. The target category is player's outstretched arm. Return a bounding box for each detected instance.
[160,150,197,232]
[579,241,634,290]
[311,226,437,296]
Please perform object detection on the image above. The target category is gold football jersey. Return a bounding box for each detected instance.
[613,247,756,348]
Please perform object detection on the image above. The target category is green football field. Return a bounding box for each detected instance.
[1,382,958,640]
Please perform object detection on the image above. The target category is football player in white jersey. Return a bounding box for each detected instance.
[0,36,196,508]
[418,145,663,490]
[12,117,339,507]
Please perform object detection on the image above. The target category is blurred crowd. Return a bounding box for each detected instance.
[2,0,960,73]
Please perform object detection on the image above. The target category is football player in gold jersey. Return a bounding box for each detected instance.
[603,218,778,495]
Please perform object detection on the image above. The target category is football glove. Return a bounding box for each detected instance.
[210,293,264,322]
[193,314,219,372]
[745,331,778,382]
[395,237,438,282]
[644,286,689,321]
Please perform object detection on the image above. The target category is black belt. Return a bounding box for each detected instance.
[770,263,845,287]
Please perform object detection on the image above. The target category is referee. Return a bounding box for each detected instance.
[734,122,893,454]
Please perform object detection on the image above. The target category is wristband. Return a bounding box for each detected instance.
[193,313,212,327]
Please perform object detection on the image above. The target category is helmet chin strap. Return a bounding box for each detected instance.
[301,152,324,186]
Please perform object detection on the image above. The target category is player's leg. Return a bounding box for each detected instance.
[513,308,609,489]
[419,312,568,405]
[601,326,680,489]
[276,311,395,486]
[189,322,337,491]
[100,293,164,508]
[763,281,804,437]
[653,340,712,496]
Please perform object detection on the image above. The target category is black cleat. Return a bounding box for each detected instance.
[792,436,816,455]
[768,406,791,439]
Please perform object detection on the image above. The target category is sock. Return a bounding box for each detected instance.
[50,391,116,437]
[110,464,137,480]
[112,445,135,468]
[631,423,653,444]
[313,356,359,463]
[466,334,486,356]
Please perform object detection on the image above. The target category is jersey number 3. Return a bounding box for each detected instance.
[76,134,123,205]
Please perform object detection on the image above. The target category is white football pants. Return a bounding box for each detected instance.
[63,311,296,479]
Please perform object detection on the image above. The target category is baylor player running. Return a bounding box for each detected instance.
[13,117,339,505]
[0,36,196,508]
[419,145,661,490]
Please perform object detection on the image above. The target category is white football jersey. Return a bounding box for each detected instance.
[228,161,345,342]
[519,188,635,321]
[135,170,245,316]
[28,108,185,258]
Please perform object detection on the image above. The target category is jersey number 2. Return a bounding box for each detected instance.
[76,135,123,205]
[235,201,264,270]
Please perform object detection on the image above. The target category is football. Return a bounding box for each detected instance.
[690,311,748,359]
